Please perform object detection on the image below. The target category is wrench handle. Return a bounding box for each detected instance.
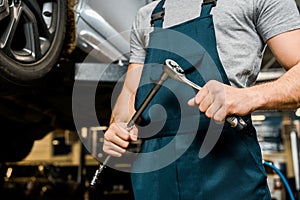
[90,72,169,187]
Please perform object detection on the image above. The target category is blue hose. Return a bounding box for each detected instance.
[263,160,295,200]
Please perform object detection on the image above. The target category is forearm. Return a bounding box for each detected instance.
[248,61,300,111]
[103,63,142,157]
[110,90,134,124]
[109,63,143,124]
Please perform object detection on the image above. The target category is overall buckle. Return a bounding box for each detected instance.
[150,8,165,26]
[202,0,217,7]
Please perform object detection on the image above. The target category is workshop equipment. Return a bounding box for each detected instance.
[291,129,300,200]
[264,160,295,200]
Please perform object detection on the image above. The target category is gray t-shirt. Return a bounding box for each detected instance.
[129,0,300,87]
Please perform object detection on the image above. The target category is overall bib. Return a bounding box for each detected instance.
[131,0,271,199]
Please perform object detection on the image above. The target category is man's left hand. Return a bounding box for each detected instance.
[188,80,254,122]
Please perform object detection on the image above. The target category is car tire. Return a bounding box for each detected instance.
[0,0,67,85]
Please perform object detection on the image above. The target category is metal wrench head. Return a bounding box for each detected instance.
[163,59,185,82]
[163,59,202,90]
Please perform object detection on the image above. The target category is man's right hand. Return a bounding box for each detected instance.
[103,122,138,157]
[103,63,143,157]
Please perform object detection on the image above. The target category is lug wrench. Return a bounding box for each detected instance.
[90,59,247,186]
[163,59,247,130]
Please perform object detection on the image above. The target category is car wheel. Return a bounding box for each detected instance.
[0,0,67,84]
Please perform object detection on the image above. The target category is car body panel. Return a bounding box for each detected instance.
[74,0,150,63]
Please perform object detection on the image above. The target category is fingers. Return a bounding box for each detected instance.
[103,139,126,157]
[187,84,208,106]
[129,125,138,141]
[188,80,227,122]
[103,123,139,157]
[197,90,212,113]
[187,97,196,106]
[212,106,226,123]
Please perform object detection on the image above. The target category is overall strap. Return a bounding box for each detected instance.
[200,0,217,17]
[151,0,216,27]
[151,0,165,27]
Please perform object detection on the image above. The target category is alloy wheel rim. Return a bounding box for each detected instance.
[0,0,59,64]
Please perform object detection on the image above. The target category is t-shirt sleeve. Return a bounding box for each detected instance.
[129,9,147,64]
[256,0,300,43]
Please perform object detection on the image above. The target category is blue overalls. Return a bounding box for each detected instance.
[131,0,271,199]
